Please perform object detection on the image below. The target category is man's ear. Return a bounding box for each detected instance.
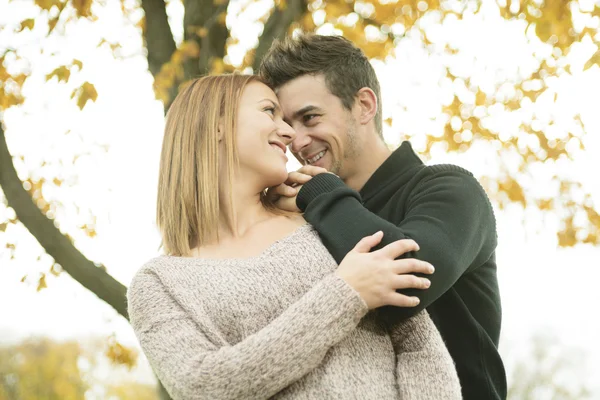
[355,87,378,126]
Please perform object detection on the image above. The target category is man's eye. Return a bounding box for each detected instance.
[303,114,318,123]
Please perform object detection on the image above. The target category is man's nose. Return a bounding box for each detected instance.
[290,127,312,154]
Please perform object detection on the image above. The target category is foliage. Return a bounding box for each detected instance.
[0,337,155,400]
[0,3,598,397]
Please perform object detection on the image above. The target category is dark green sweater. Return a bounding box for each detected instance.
[297,141,506,400]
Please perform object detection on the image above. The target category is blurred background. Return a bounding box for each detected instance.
[1,0,599,399]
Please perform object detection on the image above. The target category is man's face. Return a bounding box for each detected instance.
[276,74,360,178]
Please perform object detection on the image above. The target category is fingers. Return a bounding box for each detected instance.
[353,231,384,253]
[297,165,330,177]
[285,171,312,186]
[276,196,300,212]
[270,183,297,198]
[385,293,421,308]
[265,186,281,202]
[392,259,435,275]
[391,274,431,290]
[376,239,420,259]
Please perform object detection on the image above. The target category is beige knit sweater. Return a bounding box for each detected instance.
[128,224,461,400]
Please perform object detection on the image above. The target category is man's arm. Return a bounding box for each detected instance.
[297,166,497,320]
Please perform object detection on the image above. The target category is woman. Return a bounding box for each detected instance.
[127,74,461,400]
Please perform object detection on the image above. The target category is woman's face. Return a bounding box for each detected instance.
[234,81,296,189]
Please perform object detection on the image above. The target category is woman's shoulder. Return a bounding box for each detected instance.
[128,256,167,294]
[128,255,196,297]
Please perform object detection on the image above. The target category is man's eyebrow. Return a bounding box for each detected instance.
[292,105,322,120]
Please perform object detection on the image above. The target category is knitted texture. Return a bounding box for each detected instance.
[128,224,461,399]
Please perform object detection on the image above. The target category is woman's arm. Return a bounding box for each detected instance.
[127,268,368,400]
[383,310,462,399]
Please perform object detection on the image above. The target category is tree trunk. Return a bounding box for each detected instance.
[252,0,307,72]
[183,0,230,78]
[140,0,177,77]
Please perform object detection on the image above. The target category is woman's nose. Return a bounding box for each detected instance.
[277,120,296,145]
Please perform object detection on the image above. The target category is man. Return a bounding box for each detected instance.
[259,33,506,400]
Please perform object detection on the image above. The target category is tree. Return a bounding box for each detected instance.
[506,333,592,400]
[0,336,158,400]
[1,0,599,397]
[0,338,87,399]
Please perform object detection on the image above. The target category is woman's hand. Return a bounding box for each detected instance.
[266,166,333,212]
[336,231,434,309]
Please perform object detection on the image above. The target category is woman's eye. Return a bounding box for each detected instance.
[264,107,275,115]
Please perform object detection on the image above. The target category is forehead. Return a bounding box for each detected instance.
[240,81,277,103]
[276,75,337,113]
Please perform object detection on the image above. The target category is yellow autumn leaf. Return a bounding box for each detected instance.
[105,339,138,369]
[584,50,600,71]
[557,222,578,247]
[0,87,24,109]
[0,60,9,80]
[34,0,54,11]
[37,273,47,292]
[72,59,83,70]
[48,16,59,32]
[50,264,61,277]
[537,198,554,211]
[180,40,200,58]
[324,1,353,18]
[276,0,287,11]
[171,50,184,65]
[136,16,146,34]
[196,27,209,38]
[71,81,98,109]
[12,73,28,86]
[72,0,93,18]
[585,205,600,227]
[300,12,316,30]
[19,18,35,31]
[211,57,225,74]
[498,177,527,207]
[152,85,168,103]
[217,11,227,25]
[0,222,7,232]
[45,65,71,83]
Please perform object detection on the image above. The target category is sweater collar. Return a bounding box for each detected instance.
[359,141,424,199]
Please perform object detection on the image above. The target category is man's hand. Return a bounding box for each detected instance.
[266,166,333,212]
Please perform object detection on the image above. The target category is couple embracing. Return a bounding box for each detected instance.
[128,33,505,400]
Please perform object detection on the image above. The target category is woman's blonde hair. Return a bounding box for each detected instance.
[157,74,285,257]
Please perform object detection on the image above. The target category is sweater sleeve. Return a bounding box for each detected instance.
[379,310,461,399]
[297,167,497,320]
[127,268,369,400]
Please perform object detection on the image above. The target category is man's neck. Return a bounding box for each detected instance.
[344,137,392,192]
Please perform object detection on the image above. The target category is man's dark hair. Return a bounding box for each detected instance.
[259,33,383,137]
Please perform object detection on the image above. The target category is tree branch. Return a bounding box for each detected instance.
[183,0,230,78]
[252,0,307,72]
[141,0,177,78]
[0,122,129,320]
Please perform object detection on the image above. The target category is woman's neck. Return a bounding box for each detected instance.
[217,186,275,240]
